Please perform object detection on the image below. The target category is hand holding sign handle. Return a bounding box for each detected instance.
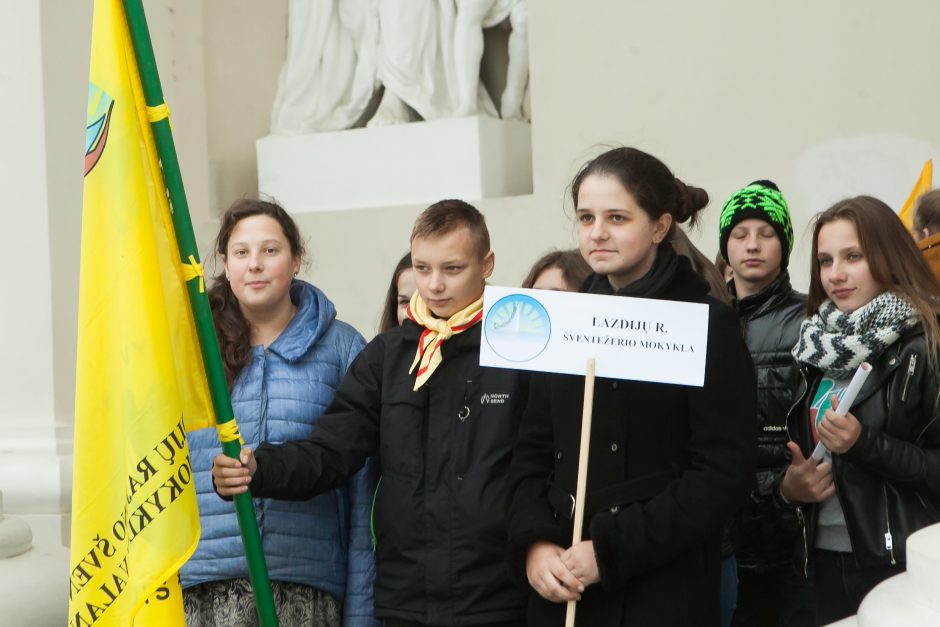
[811,362,872,462]
[565,358,596,627]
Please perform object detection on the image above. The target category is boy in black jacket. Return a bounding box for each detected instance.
[213,200,528,627]
[719,181,812,627]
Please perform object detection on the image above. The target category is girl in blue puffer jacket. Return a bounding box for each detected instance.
[181,199,378,627]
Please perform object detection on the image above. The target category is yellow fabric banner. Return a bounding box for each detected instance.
[70,0,215,625]
[898,159,933,229]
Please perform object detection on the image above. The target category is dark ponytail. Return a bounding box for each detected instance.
[209,198,305,388]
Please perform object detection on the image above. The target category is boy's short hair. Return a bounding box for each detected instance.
[411,199,491,260]
[914,189,940,236]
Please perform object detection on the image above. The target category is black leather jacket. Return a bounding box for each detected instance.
[730,273,806,574]
[783,324,940,572]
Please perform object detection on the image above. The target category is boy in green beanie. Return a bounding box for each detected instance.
[719,181,814,627]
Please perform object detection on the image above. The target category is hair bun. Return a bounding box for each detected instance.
[674,179,709,225]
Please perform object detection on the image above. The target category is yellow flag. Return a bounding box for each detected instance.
[70,0,215,625]
[898,159,933,229]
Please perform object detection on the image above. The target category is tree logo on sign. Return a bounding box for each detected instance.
[484,294,551,362]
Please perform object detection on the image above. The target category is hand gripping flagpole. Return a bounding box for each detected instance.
[120,1,279,624]
[565,358,596,627]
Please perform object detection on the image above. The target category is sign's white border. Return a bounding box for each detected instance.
[480,286,709,387]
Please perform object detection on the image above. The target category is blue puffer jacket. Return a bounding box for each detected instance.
[181,280,377,627]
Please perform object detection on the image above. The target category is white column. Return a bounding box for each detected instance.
[0,0,72,529]
[0,1,71,623]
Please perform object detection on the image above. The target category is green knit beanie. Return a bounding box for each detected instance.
[718,180,794,268]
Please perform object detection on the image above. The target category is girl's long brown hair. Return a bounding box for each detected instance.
[807,196,940,367]
[208,199,305,388]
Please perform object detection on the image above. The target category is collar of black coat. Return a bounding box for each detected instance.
[584,244,710,302]
[730,271,797,318]
[400,316,482,356]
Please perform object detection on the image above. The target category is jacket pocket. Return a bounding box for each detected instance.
[455,377,520,476]
[379,390,425,478]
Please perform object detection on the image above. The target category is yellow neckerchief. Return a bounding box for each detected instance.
[406,291,484,390]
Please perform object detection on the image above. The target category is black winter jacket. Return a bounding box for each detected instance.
[250,320,529,626]
[507,254,757,627]
[783,324,940,572]
[730,272,806,575]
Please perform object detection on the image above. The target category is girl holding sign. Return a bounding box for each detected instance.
[779,196,940,624]
[507,146,757,626]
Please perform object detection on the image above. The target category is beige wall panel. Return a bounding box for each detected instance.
[198,1,939,338]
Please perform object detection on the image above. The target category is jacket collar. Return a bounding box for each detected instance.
[799,323,925,408]
[584,246,710,302]
[401,316,482,356]
[731,271,795,319]
[265,280,336,362]
[917,230,940,253]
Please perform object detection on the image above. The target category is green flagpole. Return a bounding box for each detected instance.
[120,1,279,624]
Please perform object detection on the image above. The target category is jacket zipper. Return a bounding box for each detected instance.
[796,505,809,578]
[900,354,917,402]
[882,485,896,565]
[459,379,473,422]
[786,368,810,579]
[370,476,382,552]
[785,368,808,443]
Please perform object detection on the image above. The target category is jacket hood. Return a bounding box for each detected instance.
[267,280,337,363]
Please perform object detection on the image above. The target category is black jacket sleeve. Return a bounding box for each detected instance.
[506,372,569,583]
[590,303,758,588]
[843,343,940,499]
[248,335,385,501]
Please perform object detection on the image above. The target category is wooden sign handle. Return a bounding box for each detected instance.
[565,358,596,627]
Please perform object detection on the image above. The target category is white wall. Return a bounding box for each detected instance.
[195,0,940,338]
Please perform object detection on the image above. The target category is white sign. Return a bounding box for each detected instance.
[480,286,710,387]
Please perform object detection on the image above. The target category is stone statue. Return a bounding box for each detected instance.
[269,0,529,133]
[367,0,458,126]
[270,0,379,134]
[453,0,528,120]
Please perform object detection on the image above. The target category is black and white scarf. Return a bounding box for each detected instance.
[792,292,920,378]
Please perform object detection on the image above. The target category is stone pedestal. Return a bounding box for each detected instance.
[0,493,31,558]
[257,116,533,212]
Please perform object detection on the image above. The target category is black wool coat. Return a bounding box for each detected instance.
[507,257,757,627]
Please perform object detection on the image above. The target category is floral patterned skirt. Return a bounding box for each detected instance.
[184,578,342,627]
